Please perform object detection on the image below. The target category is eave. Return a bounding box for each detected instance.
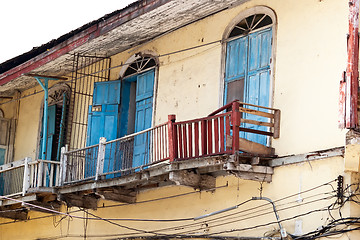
[0,0,248,95]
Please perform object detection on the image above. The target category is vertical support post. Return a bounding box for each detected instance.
[56,93,67,161]
[59,146,68,185]
[273,109,281,139]
[95,137,106,181]
[22,157,31,196]
[34,77,49,160]
[232,101,240,154]
[343,0,360,128]
[167,115,176,162]
[37,159,44,188]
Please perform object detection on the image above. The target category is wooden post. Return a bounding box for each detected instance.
[37,159,44,188]
[167,115,176,162]
[95,137,106,181]
[59,146,67,186]
[22,157,31,196]
[273,109,281,139]
[232,101,240,154]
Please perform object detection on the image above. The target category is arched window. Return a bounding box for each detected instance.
[223,8,275,146]
[228,14,273,39]
[123,56,156,78]
[86,54,157,172]
[39,83,70,161]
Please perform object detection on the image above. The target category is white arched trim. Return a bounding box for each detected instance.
[118,50,159,79]
[219,6,277,108]
[222,6,277,41]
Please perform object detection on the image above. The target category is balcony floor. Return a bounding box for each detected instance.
[57,153,273,209]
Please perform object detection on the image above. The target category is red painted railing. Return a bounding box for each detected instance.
[170,112,232,160]
[168,100,280,161]
[60,100,280,184]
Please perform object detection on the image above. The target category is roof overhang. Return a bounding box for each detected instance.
[0,0,248,96]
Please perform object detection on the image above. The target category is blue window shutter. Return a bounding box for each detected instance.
[133,69,155,168]
[93,80,121,105]
[225,28,272,146]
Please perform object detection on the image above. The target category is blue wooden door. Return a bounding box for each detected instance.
[133,70,155,168]
[86,80,121,178]
[38,105,57,160]
[225,27,272,145]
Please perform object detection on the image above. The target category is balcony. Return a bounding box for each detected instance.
[0,101,280,218]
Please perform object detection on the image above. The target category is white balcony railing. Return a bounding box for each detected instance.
[0,158,60,198]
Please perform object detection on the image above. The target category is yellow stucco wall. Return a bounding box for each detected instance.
[111,0,348,156]
[13,86,43,161]
[1,1,359,239]
[1,0,348,161]
[0,156,356,239]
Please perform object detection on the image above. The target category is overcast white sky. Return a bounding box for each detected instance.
[0,0,136,63]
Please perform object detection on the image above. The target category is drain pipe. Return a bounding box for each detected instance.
[252,197,287,239]
[25,74,67,160]
[340,0,360,128]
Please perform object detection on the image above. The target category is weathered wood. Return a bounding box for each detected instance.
[269,147,344,167]
[226,136,275,156]
[0,158,25,173]
[232,102,240,154]
[251,157,260,165]
[0,207,28,220]
[207,120,212,154]
[239,107,274,119]
[61,193,99,210]
[178,125,183,158]
[225,115,231,150]
[226,163,273,174]
[194,122,199,156]
[95,137,106,181]
[30,199,61,213]
[239,137,275,155]
[233,172,272,183]
[201,120,207,155]
[169,170,215,189]
[273,109,281,138]
[214,118,219,153]
[169,170,200,188]
[97,190,136,203]
[239,127,273,136]
[199,175,216,189]
[0,195,37,206]
[240,118,274,127]
[22,157,30,196]
[188,123,193,157]
[58,154,277,195]
[220,117,225,152]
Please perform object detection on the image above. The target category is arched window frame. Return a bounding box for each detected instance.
[36,83,71,161]
[119,51,159,128]
[219,6,277,107]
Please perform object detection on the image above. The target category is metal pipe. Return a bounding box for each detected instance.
[194,205,238,220]
[252,197,287,239]
[35,77,49,160]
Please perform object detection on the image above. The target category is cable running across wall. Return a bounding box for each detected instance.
[0,39,222,107]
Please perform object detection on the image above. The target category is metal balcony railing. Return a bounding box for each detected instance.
[0,158,60,197]
[0,101,280,193]
[60,101,280,185]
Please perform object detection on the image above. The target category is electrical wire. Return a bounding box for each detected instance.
[0,178,353,240]
[0,184,227,225]
[0,39,222,107]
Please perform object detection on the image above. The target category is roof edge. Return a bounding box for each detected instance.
[0,0,172,89]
